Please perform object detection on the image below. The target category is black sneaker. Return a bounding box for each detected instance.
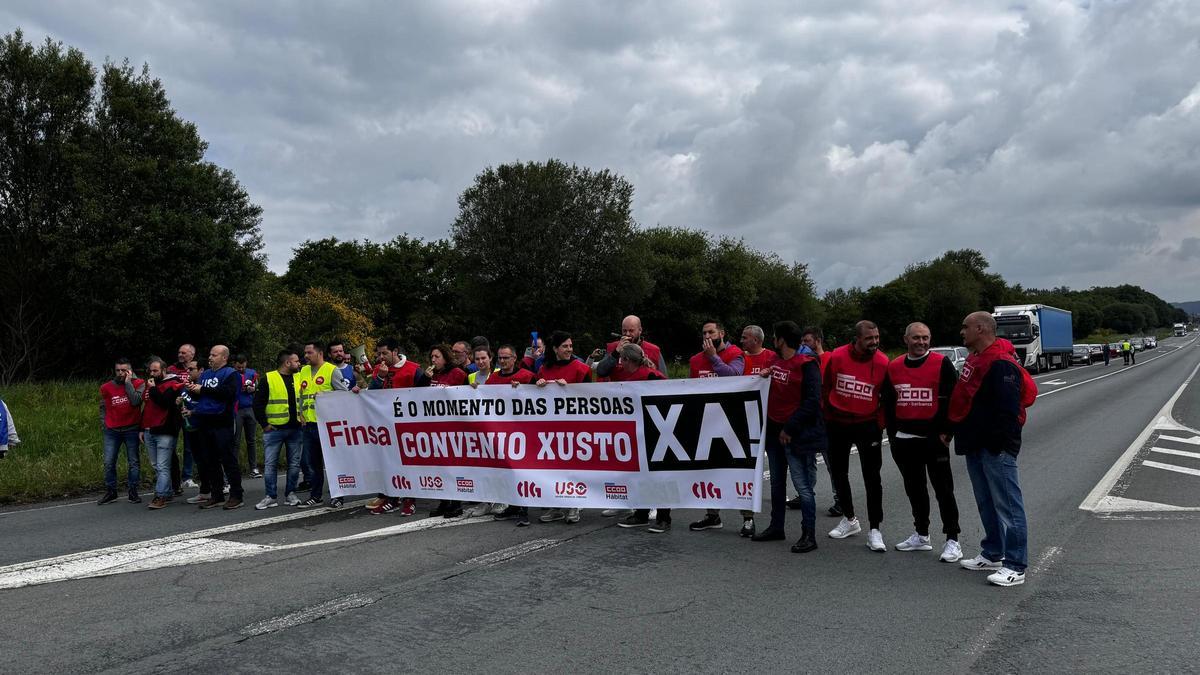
[296,497,323,509]
[98,491,118,505]
[516,514,531,527]
[494,505,520,520]
[689,514,722,531]
[826,503,843,517]
[618,513,650,528]
[128,492,142,504]
[751,528,785,542]
[442,506,464,518]
[431,501,449,517]
[647,519,671,533]
[297,480,310,492]
[739,518,755,538]
[329,497,344,509]
[786,496,802,510]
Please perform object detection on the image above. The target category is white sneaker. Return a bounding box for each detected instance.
[186,493,209,504]
[255,497,278,510]
[828,517,861,539]
[940,539,963,562]
[648,508,657,520]
[284,492,301,507]
[489,502,508,515]
[960,554,1003,571]
[181,479,199,489]
[465,503,490,518]
[895,532,932,552]
[987,567,1025,587]
[601,508,632,517]
[539,509,565,523]
[565,508,581,524]
[867,529,886,552]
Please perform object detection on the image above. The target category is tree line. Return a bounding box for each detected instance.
[0,31,1186,382]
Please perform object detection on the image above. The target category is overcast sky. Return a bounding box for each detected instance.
[6,1,1199,301]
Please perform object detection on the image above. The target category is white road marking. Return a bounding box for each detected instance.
[1079,356,1200,512]
[1029,545,1064,575]
[241,593,377,637]
[459,539,564,567]
[1091,495,1200,512]
[1142,460,1200,478]
[0,499,96,517]
[1156,432,1200,444]
[0,512,487,590]
[1149,446,1200,460]
[1042,379,1067,386]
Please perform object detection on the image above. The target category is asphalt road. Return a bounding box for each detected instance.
[2,336,1198,674]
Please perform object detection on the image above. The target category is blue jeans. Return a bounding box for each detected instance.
[103,428,141,493]
[765,421,818,534]
[964,450,1028,572]
[144,433,177,498]
[303,424,325,500]
[263,427,303,499]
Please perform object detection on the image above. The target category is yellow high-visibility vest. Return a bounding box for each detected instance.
[298,361,336,423]
[264,370,299,426]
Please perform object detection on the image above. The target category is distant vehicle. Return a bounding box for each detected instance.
[1108,342,1122,357]
[930,346,969,373]
[993,304,1074,372]
[1175,323,1187,337]
[1144,336,1157,349]
[1088,344,1104,362]
[1071,345,1091,365]
[1131,337,1146,352]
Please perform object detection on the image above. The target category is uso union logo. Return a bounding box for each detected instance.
[516,480,542,498]
[337,474,356,488]
[554,481,587,498]
[735,482,753,498]
[604,483,628,500]
[419,475,444,490]
[692,481,722,499]
[391,475,411,490]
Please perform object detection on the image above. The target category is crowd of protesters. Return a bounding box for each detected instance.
[89,310,1035,587]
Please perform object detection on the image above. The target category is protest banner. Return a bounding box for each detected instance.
[316,376,768,510]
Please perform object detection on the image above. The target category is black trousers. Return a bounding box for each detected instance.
[194,423,243,500]
[890,436,959,538]
[826,421,884,529]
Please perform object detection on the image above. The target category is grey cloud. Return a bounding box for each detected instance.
[3,0,1199,301]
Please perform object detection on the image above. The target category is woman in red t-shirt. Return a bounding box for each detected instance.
[535,331,594,386]
[428,345,468,388]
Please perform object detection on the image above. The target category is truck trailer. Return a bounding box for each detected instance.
[992,304,1074,373]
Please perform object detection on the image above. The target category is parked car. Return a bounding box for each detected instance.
[1071,345,1092,365]
[1108,342,1122,357]
[1088,344,1104,362]
[930,346,969,373]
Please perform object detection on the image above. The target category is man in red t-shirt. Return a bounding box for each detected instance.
[740,324,777,375]
[365,337,429,515]
[823,320,890,550]
[751,321,826,552]
[99,357,145,505]
[687,320,754,536]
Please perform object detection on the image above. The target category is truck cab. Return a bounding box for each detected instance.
[992,304,1074,373]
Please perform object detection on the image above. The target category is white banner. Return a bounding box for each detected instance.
[315,376,768,511]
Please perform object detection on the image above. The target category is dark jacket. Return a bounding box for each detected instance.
[784,359,827,455]
[953,359,1023,457]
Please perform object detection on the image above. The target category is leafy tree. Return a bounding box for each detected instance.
[450,159,648,350]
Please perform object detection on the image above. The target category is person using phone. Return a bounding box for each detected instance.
[98,357,145,505]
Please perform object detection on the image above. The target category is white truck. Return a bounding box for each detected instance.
[993,304,1074,373]
[1175,323,1187,337]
